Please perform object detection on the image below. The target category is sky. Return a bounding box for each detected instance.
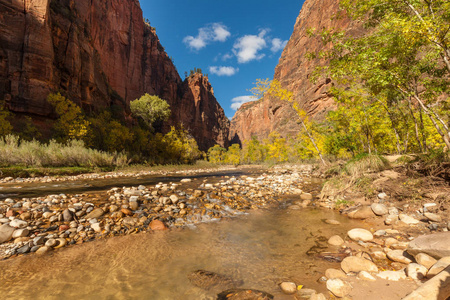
[141,1,305,119]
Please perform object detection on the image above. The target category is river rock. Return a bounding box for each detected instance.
[9,219,28,229]
[91,223,102,233]
[17,244,30,254]
[280,282,296,295]
[54,238,67,249]
[406,263,428,280]
[408,232,450,259]
[180,178,192,183]
[217,289,273,300]
[325,219,340,225]
[415,253,437,270]
[300,193,313,200]
[326,279,352,298]
[328,235,344,246]
[0,224,15,243]
[12,228,29,239]
[377,271,407,281]
[150,220,167,231]
[385,214,399,225]
[347,228,373,242]
[36,246,52,255]
[170,195,179,204]
[85,208,104,220]
[121,208,133,216]
[387,250,413,264]
[341,256,379,274]
[189,270,242,291]
[424,213,441,222]
[33,236,45,246]
[122,217,137,227]
[399,214,420,225]
[325,268,347,279]
[427,257,450,278]
[371,203,388,216]
[45,239,58,248]
[348,206,374,219]
[129,201,139,211]
[357,271,376,281]
[63,209,74,222]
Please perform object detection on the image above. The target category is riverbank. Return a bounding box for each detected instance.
[0,163,449,299]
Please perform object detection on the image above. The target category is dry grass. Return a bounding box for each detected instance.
[0,135,128,168]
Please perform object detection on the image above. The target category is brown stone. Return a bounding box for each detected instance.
[121,208,133,216]
[149,220,167,231]
[348,206,375,219]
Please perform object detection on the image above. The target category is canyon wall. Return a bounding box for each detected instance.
[230,0,360,143]
[0,0,229,150]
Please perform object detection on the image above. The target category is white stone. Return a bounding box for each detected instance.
[347,228,373,242]
[415,253,437,270]
[280,282,297,295]
[12,228,29,238]
[9,219,28,229]
[371,203,388,216]
[377,271,407,281]
[328,235,345,246]
[387,250,413,264]
[326,279,352,298]
[399,214,420,225]
[91,223,102,233]
[406,263,428,280]
[357,271,377,281]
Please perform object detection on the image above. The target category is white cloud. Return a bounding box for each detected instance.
[233,30,268,63]
[231,95,256,110]
[183,23,230,51]
[209,66,239,76]
[222,53,233,61]
[271,38,288,52]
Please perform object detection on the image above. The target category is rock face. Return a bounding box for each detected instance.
[230,0,361,143]
[0,0,229,150]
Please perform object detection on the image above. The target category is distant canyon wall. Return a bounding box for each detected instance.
[0,0,229,150]
[230,0,361,143]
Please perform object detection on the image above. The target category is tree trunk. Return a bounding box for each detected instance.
[300,121,326,165]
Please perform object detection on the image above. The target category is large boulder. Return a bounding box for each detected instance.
[0,224,15,243]
[408,232,450,259]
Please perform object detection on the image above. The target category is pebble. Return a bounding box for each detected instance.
[341,256,379,274]
[279,282,297,295]
[371,203,388,216]
[415,253,437,270]
[324,219,340,225]
[387,250,413,264]
[328,235,344,246]
[36,246,52,255]
[9,219,28,229]
[91,223,102,233]
[424,213,441,222]
[357,271,376,281]
[385,214,399,225]
[399,214,420,225]
[325,268,347,279]
[326,279,352,298]
[347,228,373,242]
[12,229,29,239]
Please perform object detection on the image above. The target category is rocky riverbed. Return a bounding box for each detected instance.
[0,165,449,299]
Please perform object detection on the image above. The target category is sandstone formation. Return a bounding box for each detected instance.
[0,0,229,150]
[230,0,361,143]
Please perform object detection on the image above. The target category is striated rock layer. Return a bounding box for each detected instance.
[0,0,229,150]
[230,0,360,144]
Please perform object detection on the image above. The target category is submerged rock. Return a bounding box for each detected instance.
[217,289,273,300]
[188,270,242,291]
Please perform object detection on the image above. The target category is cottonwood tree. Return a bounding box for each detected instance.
[130,94,171,130]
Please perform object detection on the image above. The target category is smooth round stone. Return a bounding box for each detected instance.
[310,293,327,300]
[424,213,441,222]
[374,230,386,237]
[280,282,297,295]
[406,263,428,280]
[36,246,53,255]
[9,219,28,229]
[377,270,407,281]
[388,207,399,215]
[85,208,104,219]
[17,244,30,254]
[378,192,387,199]
[0,224,15,243]
[170,195,179,204]
[12,228,29,239]
[415,253,437,270]
[300,193,313,200]
[371,203,388,216]
[328,235,344,246]
[326,279,352,298]
[180,179,192,183]
[45,239,58,248]
[149,220,167,231]
[348,206,374,219]
[325,219,340,225]
[129,202,139,211]
[341,256,379,274]
[42,212,54,219]
[0,218,10,224]
[399,214,420,225]
[347,228,373,242]
[387,250,413,264]
[385,237,399,248]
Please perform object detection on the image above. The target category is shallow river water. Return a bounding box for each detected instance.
[0,206,362,300]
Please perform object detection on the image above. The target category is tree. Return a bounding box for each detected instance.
[316,0,450,150]
[47,93,90,141]
[224,144,241,166]
[251,79,327,164]
[130,94,171,130]
[207,144,227,164]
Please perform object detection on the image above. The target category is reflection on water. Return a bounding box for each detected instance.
[0,208,361,300]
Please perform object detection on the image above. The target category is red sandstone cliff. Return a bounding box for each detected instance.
[230,0,359,143]
[0,0,229,150]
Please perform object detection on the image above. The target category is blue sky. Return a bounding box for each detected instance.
[141,1,304,119]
